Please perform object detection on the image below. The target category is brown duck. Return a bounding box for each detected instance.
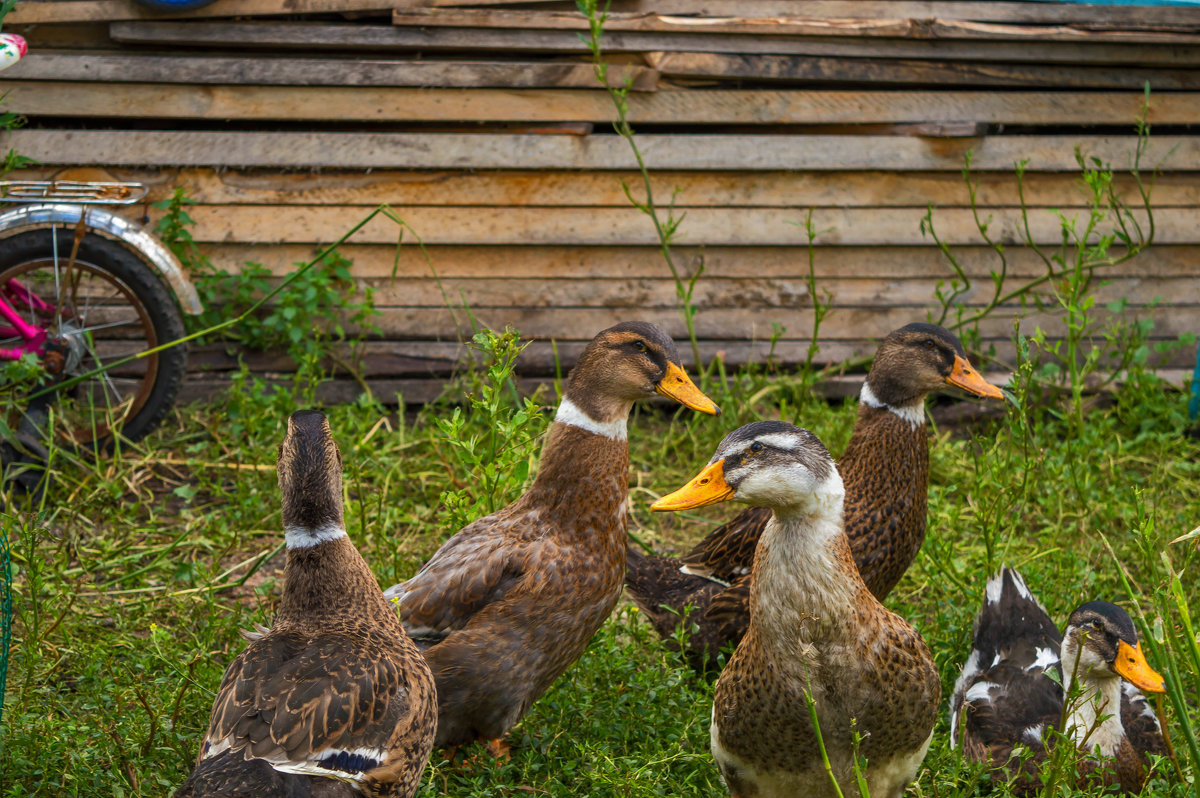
[653,420,941,798]
[383,321,720,751]
[625,323,1004,671]
[175,411,438,798]
[951,567,1167,794]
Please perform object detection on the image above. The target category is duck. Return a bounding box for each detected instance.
[625,322,1004,672]
[383,321,720,752]
[175,410,438,798]
[950,567,1167,794]
[652,420,941,798]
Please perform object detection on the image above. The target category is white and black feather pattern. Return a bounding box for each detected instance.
[950,568,1062,748]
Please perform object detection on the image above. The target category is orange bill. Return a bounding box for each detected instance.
[651,459,734,512]
[1114,640,1166,693]
[656,362,721,416]
[946,354,1005,400]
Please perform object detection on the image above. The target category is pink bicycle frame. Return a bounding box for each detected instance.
[0,278,51,361]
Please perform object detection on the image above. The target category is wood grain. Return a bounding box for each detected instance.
[106,21,1200,64]
[152,204,1174,247]
[5,82,1192,125]
[648,51,1200,90]
[3,53,656,90]
[5,131,1186,171]
[191,243,1200,281]
[25,166,1191,210]
[13,0,1200,26]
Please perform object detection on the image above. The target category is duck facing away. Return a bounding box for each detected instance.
[626,323,1004,672]
[175,411,437,798]
[653,421,941,798]
[384,321,720,751]
[951,568,1167,795]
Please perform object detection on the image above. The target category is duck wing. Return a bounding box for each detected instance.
[385,508,536,644]
[202,630,422,786]
[680,506,769,584]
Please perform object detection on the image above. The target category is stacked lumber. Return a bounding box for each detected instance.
[4,0,1200,402]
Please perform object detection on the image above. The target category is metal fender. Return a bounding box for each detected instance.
[0,202,204,315]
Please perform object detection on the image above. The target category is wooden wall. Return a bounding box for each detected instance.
[4,0,1200,401]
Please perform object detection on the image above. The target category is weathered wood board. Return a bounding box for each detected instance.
[3,82,1190,124]
[5,131,1186,171]
[2,53,657,90]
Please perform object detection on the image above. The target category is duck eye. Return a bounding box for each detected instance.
[750,442,764,453]
[633,340,647,352]
[923,339,936,350]
[1091,620,1104,632]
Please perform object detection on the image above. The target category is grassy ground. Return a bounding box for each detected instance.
[2,340,1198,797]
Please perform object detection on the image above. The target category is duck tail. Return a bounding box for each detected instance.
[174,751,315,798]
[949,567,1059,748]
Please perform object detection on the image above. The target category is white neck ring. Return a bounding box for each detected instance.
[860,383,925,429]
[285,522,348,549]
[554,397,627,440]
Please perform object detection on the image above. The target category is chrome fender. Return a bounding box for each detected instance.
[0,203,204,315]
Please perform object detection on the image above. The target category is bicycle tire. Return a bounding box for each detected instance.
[0,228,188,445]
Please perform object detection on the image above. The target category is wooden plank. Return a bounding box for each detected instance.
[106,21,1200,64]
[6,131,1190,171]
[194,243,1200,281]
[387,9,1200,43]
[648,51,1200,90]
[16,0,1200,27]
[2,53,656,90]
[181,339,1199,379]
[7,82,1190,124]
[28,166,1196,210]
[7,81,1193,125]
[340,305,1200,341]
[156,205,1181,247]
[317,274,1200,309]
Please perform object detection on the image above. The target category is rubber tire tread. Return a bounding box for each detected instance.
[0,228,188,443]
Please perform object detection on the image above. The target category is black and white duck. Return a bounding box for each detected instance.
[950,567,1167,794]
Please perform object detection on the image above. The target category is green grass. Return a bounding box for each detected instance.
[2,347,1198,797]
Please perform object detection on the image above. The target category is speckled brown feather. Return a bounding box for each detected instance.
[626,324,998,673]
[673,422,940,798]
[176,412,437,798]
[386,321,717,747]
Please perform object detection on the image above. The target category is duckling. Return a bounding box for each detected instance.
[626,323,1004,671]
[175,411,437,798]
[384,321,719,751]
[653,420,940,798]
[951,567,1167,794]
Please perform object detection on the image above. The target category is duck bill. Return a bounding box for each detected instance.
[651,460,734,512]
[1114,641,1166,693]
[655,362,721,416]
[945,355,1005,400]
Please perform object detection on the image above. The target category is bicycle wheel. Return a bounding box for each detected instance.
[0,227,188,445]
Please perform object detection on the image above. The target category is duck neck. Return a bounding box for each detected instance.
[524,395,631,544]
[748,479,862,653]
[1062,647,1126,756]
[276,534,393,627]
[858,381,926,430]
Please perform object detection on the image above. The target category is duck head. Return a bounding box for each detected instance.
[560,321,720,431]
[1062,601,1165,694]
[867,323,1004,407]
[652,420,842,516]
[278,410,346,549]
